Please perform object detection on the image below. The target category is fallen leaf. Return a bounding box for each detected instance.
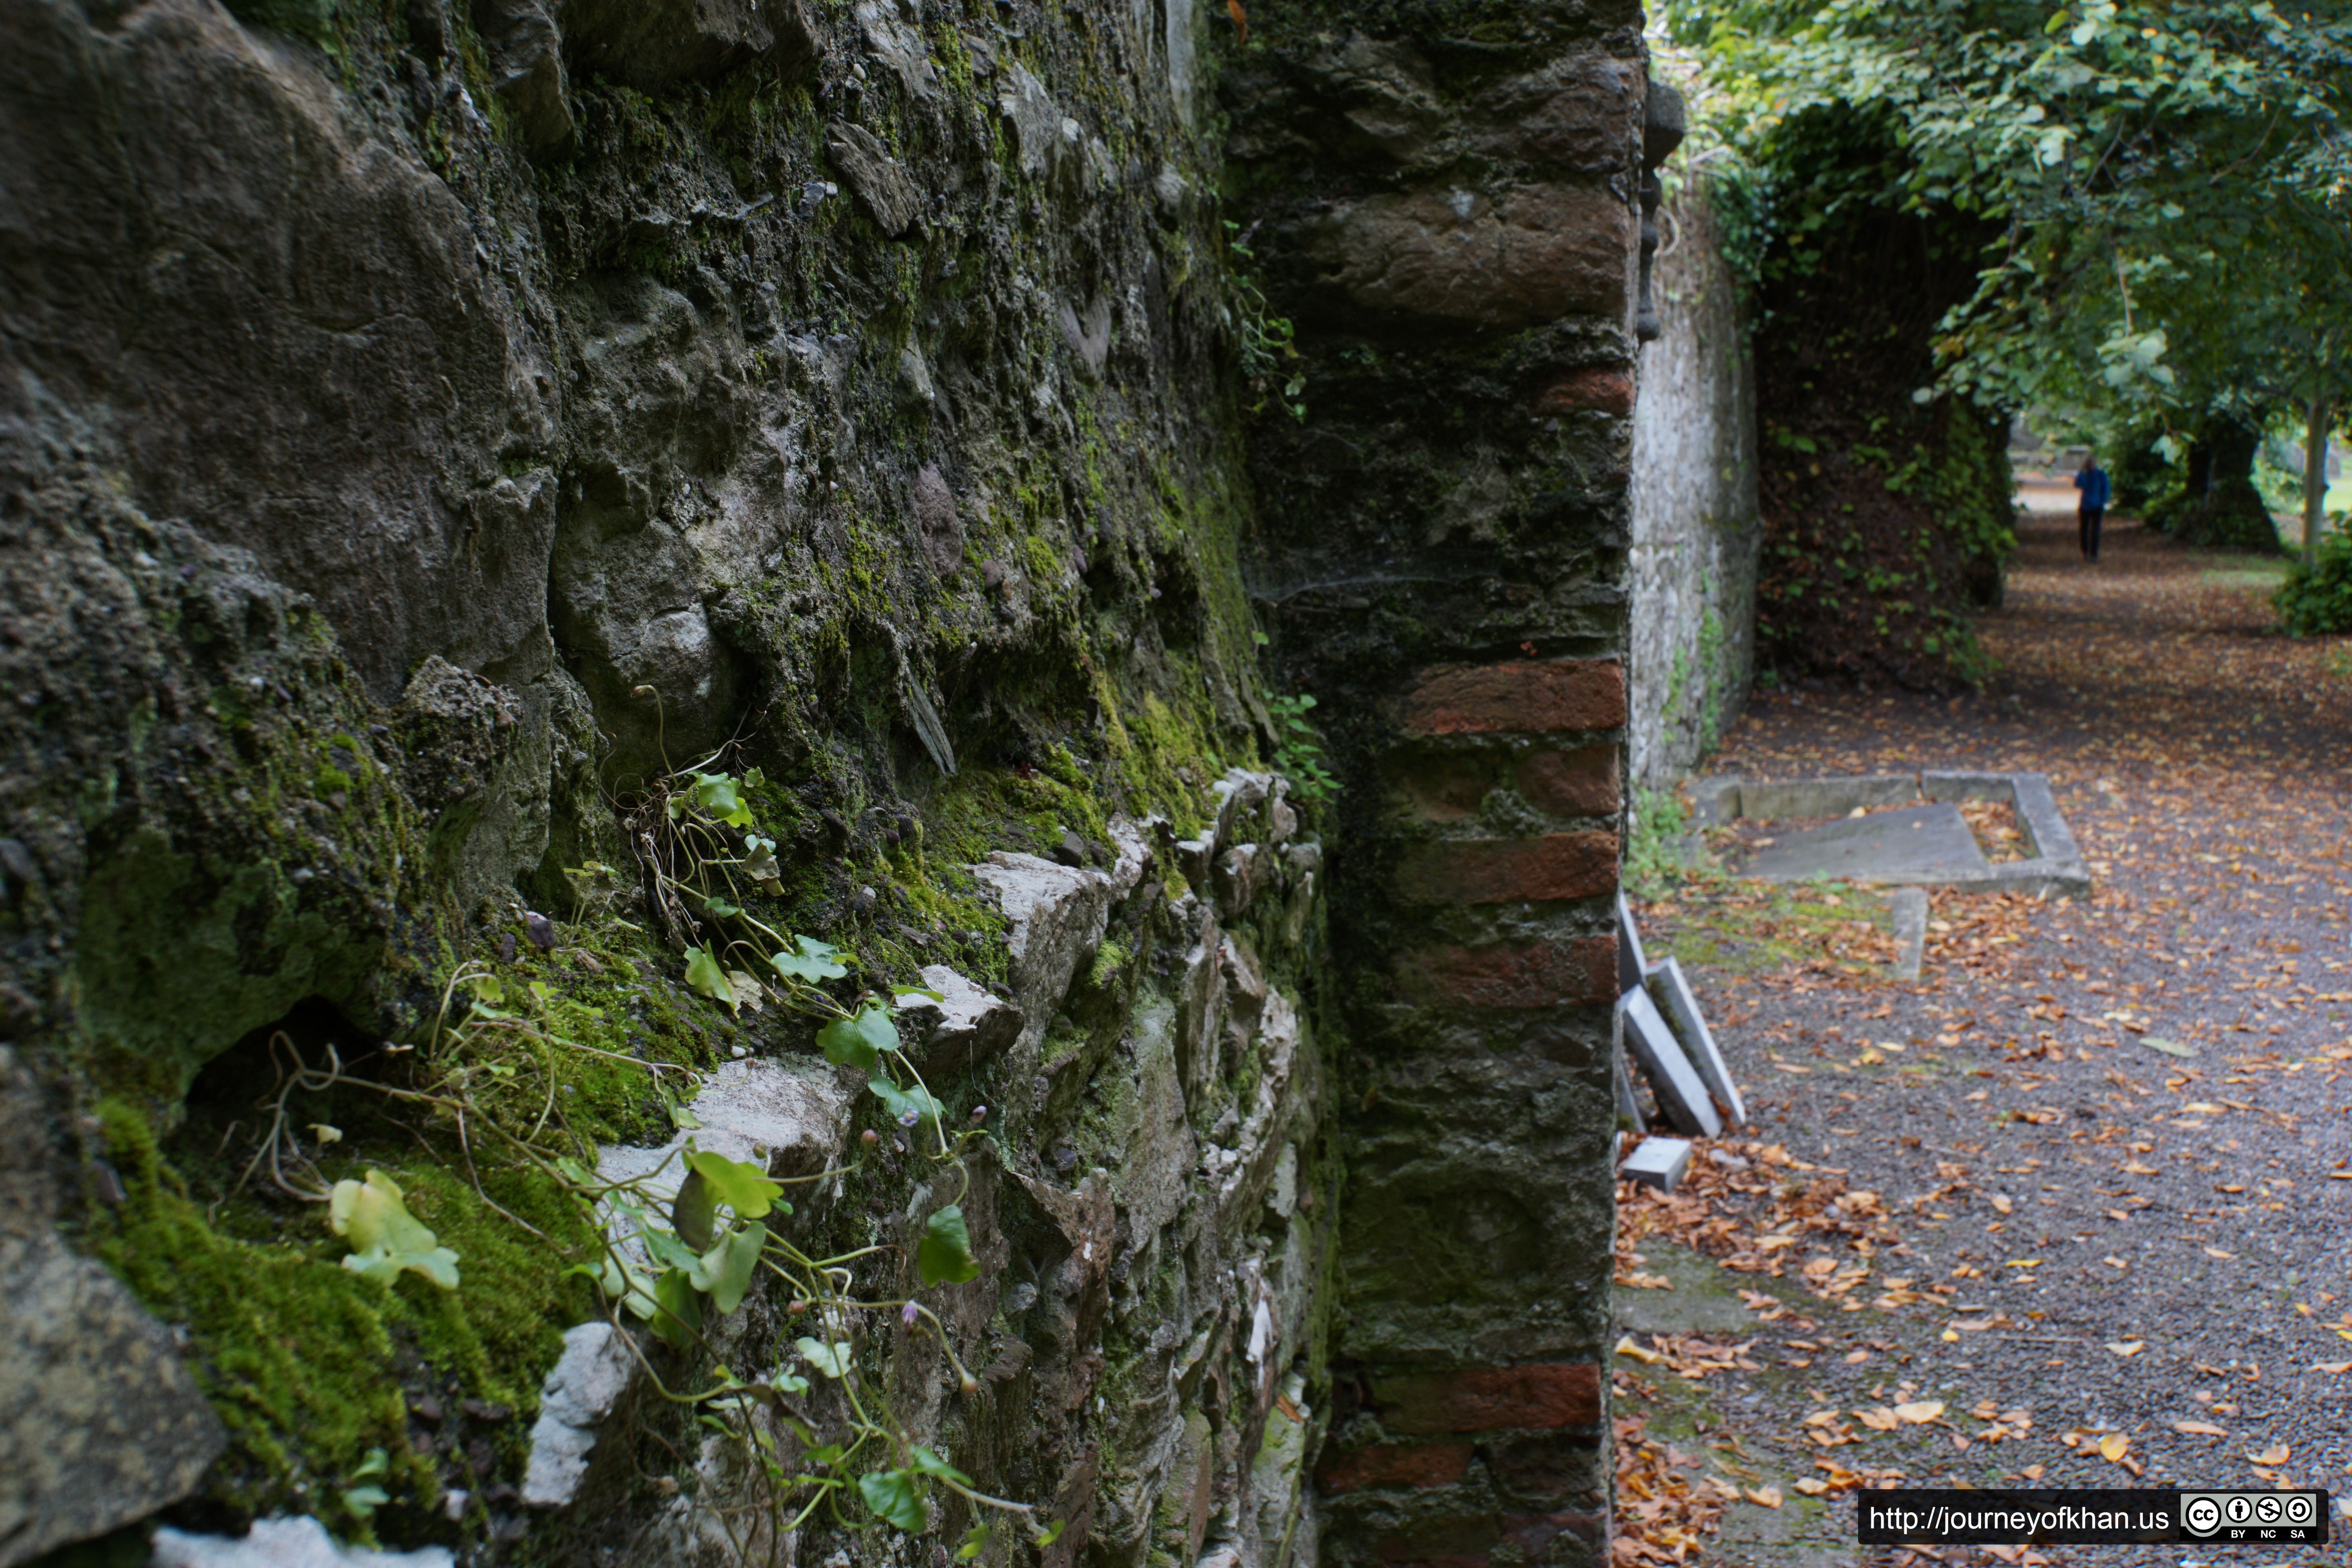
[1744,1485,1783,1508]
[2248,1444,2290,1465]
[1990,1194,2014,1214]
[1793,1477,1829,1495]
[1613,1334,1661,1365]
[1893,1400,1946,1424]
[2105,1341,2144,1357]
[2203,1247,2237,1260]
[2172,1420,2229,1437]
[2313,1361,2352,1375]
[1857,1407,1900,1431]
[2098,1433,2129,1463]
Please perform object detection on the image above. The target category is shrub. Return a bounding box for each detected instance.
[2276,533,2352,636]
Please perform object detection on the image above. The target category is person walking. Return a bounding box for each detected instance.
[2073,451,2110,561]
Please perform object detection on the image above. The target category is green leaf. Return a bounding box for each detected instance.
[341,1485,390,1520]
[641,1222,705,1278]
[817,1001,897,1070]
[650,1267,704,1349]
[671,1168,718,1250]
[1035,1520,1066,1548]
[704,896,742,918]
[796,1337,853,1379]
[916,1204,982,1287]
[352,1446,390,1480]
[680,771,757,828]
[328,1170,461,1289]
[859,1469,927,1533]
[771,935,849,984]
[684,945,738,1011]
[682,1148,784,1220]
[956,1523,994,1561]
[703,1221,767,1315]
[742,836,781,882]
[906,1445,973,1486]
[868,1076,946,1132]
[804,1443,845,1467]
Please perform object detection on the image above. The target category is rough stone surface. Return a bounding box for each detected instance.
[150,1517,455,1568]
[970,852,1114,1048]
[1628,177,1761,792]
[521,1322,637,1508]
[893,964,1023,1078]
[0,1052,222,1566]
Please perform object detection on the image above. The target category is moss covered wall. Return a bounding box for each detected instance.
[0,0,1644,1564]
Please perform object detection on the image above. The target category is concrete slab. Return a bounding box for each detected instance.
[1736,773,1916,820]
[1740,802,1991,885]
[1621,1136,1691,1192]
[1621,987,1721,1139]
[1886,887,1928,981]
[1648,957,1744,1127]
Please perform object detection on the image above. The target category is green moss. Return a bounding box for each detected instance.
[87,1099,597,1535]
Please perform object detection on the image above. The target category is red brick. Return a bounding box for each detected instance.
[1515,746,1619,817]
[1398,660,1624,737]
[1531,368,1634,417]
[1372,1364,1602,1435]
[1393,833,1617,905]
[1410,938,1616,1009]
[1316,1442,1474,1494]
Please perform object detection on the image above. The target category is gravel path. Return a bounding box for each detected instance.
[1617,507,2352,1568]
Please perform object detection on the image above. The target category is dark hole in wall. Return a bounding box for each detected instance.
[170,996,416,1203]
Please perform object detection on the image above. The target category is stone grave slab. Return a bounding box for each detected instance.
[1621,987,1721,1139]
[1740,802,1991,885]
[1621,1136,1691,1192]
[1649,957,1744,1127]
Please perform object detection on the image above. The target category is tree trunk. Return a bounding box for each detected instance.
[2307,394,2336,569]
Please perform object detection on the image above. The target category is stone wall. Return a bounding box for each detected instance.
[0,1,1648,1564]
[1627,176,1760,797]
[1228,6,1653,1567]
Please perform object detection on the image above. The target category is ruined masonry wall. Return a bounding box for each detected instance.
[1628,177,1761,797]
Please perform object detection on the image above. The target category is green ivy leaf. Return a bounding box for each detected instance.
[328,1170,461,1289]
[341,1484,390,1520]
[817,1001,897,1070]
[682,1148,784,1221]
[867,1076,946,1132]
[671,1167,718,1250]
[650,1267,704,1349]
[796,1337,854,1379]
[916,1204,982,1287]
[702,1221,767,1315]
[956,1523,993,1561]
[906,1445,972,1486]
[771,935,849,984]
[676,771,757,828]
[683,946,737,1011]
[859,1469,927,1533]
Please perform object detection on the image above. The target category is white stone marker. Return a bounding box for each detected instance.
[1619,986,1722,1139]
[1648,956,1746,1127]
[1621,1136,1693,1192]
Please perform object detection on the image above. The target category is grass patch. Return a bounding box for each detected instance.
[1639,873,1896,978]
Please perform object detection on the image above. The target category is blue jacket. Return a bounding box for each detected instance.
[2073,464,2111,509]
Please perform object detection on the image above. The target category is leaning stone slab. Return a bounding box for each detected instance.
[151,1517,454,1568]
[1620,987,1721,1139]
[522,1321,637,1508]
[1616,891,1650,993]
[1736,773,1917,821]
[1621,1136,1693,1192]
[1647,957,1744,1127]
[1741,802,1990,885]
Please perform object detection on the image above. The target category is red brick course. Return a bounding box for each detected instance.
[1515,746,1619,816]
[1315,1441,1474,1494]
[1410,938,1616,1009]
[1392,832,1617,905]
[1371,1363,1602,1434]
[1398,659,1624,737]
[1531,368,1635,417]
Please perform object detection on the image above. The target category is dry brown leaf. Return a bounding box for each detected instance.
[2248,1444,2290,1465]
[2172,1420,2229,1437]
[1892,1400,1945,1425]
[1744,1485,1783,1508]
[2105,1341,2144,1357]
[2097,1433,2129,1463]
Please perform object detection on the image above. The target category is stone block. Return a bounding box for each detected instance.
[1408,938,1615,1010]
[595,1058,851,1243]
[1515,746,1619,816]
[1618,987,1719,1139]
[1885,887,1928,982]
[894,965,1022,1077]
[1393,833,1616,905]
[1530,368,1634,418]
[151,1517,454,1567]
[824,122,922,237]
[1371,1362,1600,1434]
[1619,1136,1690,1192]
[1398,659,1624,737]
[1919,770,2014,804]
[1485,1432,1604,1500]
[1735,774,1917,820]
[1685,775,1741,827]
[1315,1441,1473,1493]
[971,851,1114,1044]
[1306,185,1634,332]
[1645,958,1742,1127]
[521,1321,637,1508]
